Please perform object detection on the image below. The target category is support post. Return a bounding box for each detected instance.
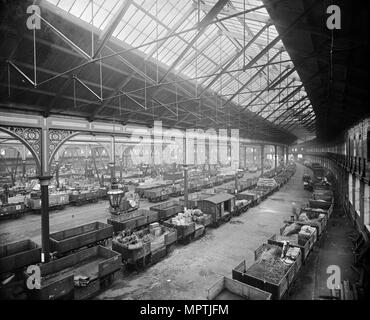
[285,147,288,164]
[55,160,60,189]
[274,145,278,171]
[260,145,264,176]
[22,160,26,178]
[183,164,189,210]
[38,175,52,263]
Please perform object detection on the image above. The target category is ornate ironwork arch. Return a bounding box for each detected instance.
[48,130,80,167]
[0,126,42,173]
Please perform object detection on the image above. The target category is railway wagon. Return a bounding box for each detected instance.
[232,243,302,300]
[0,239,41,275]
[49,222,113,257]
[107,209,159,234]
[149,200,183,221]
[197,193,235,227]
[28,193,70,213]
[26,246,121,300]
[112,225,177,268]
[207,277,272,300]
[0,202,27,219]
[144,186,172,202]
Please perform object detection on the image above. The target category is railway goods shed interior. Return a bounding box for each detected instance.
[0,0,368,302]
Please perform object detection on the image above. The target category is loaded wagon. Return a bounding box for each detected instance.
[49,222,113,257]
[234,199,251,216]
[236,190,263,207]
[308,199,334,213]
[232,243,302,300]
[301,206,331,225]
[238,178,258,192]
[268,223,317,262]
[284,211,327,238]
[163,209,211,243]
[112,224,177,269]
[69,190,99,205]
[26,246,121,300]
[0,202,27,219]
[197,193,235,227]
[207,276,272,300]
[28,193,70,213]
[169,183,183,197]
[149,200,183,221]
[107,209,159,234]
[135,183,161,198]
[144,186,173,202]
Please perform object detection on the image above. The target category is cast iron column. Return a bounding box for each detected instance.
[38,176,52,263]
[183,164,189,210]
[260,145,264,176]
[55,160,60,189]
[22,160,26,178]
[274,145,278,172]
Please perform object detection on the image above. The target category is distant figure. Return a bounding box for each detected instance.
[292,202,298,219]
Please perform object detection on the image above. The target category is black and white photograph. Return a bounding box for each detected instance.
[0,0,368,309]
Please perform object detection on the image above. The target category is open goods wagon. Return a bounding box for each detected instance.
[0,203,27,219]
[207,276,272,300]
[49,222,113,257]
[149,200,183,221]
[236,189,263,207]
[26,246,121,300]
[112,225,177,268]
[69,190,100,205]
[107,209,159,234]
[144,186,173,202]
[268,222,317,262]
[232,243,302,300]
[0,240,42,300]
[28,193,70,213]
[0,239,41,275]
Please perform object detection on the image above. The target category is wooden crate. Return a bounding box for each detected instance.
[49,222,113,256]
[0,239,41,275]
[207,276,272,300]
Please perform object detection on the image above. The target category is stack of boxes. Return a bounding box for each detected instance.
[149,222,162,237]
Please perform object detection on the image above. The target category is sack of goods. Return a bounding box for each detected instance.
[282,223,301,236]
[74,275,90,287]
[298,225,316,244]
[257,178,277,188]
[114,229,152,249]
[235,199,249,207]
[285,247,300,261]
[171,209,207,226]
